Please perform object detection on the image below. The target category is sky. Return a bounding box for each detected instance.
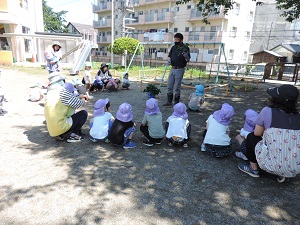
[46,0,94,25]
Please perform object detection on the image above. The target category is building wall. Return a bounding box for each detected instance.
[250,0,300,53]
[93,0,256,64]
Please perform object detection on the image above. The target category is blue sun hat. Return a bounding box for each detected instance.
[195,84,204,96]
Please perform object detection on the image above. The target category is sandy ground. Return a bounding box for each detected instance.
[0,67,300,225]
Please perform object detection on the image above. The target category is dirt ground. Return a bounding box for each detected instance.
[0,66,300,225]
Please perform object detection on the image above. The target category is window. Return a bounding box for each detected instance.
[175,7,179,12]
[230,27,237,37]
[242,51,247,61]
[185,27,189,32]
[244,31,250,41]
[138,11,143,15]
[115,15,118,19]
[115,31,118,35]
[248,11,254,21]
[22,26,30,34]
[200,26,205,32]
[228,49,234,60]
[233,3,240,15]
[107,15,111,19]
[174,28,178,32]
[187,5,191,10]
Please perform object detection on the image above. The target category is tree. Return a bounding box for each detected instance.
[42,0,69,33]
[108,37,143,56]
[175,0,299,23]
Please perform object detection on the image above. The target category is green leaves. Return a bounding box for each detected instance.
[42,0,69,33]
[108,37,143,56]
[175,0,299,23]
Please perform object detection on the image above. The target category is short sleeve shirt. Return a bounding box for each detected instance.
[254,107,272,129]
[90,112,114,139]
[141,113,165,138]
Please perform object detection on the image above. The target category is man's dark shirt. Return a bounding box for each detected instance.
[168,44,190,68]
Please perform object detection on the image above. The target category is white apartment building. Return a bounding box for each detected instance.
[93,0,256,65]
[0,0,44,64]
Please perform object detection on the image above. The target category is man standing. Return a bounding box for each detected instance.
[164,33,190,106]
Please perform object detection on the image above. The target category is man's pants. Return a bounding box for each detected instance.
[167,68,185,95]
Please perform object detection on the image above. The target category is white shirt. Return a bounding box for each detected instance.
[84,70,92,84]
[204,115,231,146]
[166,115,189,139]
[90,112,114,139]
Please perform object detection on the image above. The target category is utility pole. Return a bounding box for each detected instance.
[111,0,114,68]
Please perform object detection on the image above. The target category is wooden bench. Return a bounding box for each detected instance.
[140,80,230,96]
[229,77,261,91]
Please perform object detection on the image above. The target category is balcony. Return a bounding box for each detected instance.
[93,19,112,29]
[187,31,223,43]
[97,35,112,44]
[188,7,228,22]
[138,0,176,5]
[92,2,112,13]
[127,12,174,25]
[138,32,173,42]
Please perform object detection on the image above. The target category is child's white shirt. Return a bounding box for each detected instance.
[90,112,114,139]
[204,115,231,146]
[240,128,250,138]
[122,78,130,84]
[166,115,189,139]
[84,70,92,84]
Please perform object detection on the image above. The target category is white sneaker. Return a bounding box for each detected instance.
[201,143,206,152]
[235,151,248,160]
[183,143,188,148]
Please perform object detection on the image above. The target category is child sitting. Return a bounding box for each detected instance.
[201,103,235,158]
[235,109,259,160]
[108,102,137,149]
[188,84,205,112]
[122,73,130,90]
[90,98,115,142]
[165,102,191,148]
[71,77,93,100]
[93,75,104,92]
[106,78,120,92]
[140,98,165,146]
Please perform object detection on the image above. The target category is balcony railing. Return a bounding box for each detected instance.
[93,19,112,28]
[190,10,202,19]
[145,14,155,22]
[97,35,111,43]
[92,3,111,12]
[157,13,166,21]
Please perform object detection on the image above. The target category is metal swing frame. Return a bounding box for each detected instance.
[126,41,232,94]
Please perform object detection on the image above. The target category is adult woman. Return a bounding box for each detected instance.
[237,84,300,182]
[44,82,88,143]
[97,63,112,88]
[44,41,62,74]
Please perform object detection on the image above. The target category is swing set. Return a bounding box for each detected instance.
[126,41,232,95]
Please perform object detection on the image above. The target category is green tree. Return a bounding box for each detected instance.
[42,0,69,33]
[108,37,143,56]
[175,0,299,23]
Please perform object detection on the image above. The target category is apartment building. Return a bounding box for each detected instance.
[249,0,300,63]
[93,0,256,65]
[0,0,44,64]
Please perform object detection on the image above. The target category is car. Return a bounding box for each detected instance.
[221,64,246,76]
[249,63,266,77]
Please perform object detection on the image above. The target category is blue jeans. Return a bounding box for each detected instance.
[167,68,185,95]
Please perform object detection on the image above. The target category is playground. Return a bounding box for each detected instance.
[0,65,300,225]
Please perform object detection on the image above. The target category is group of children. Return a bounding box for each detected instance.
[83,62,130,96]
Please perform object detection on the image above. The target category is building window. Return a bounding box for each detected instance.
[185,27,189,32]
[245,31,250,41]
[228,49,234,60]
[175,7,179,12]
[187,5,191,10]
[230,27,237,37]
[107,15,111,19]
[115,31,118,35]
[22,26,30,34]
[200,26,205,32]
[248,11,254,21]
[138,11,143,15]
[174,27,178,32]
[233,3,240,15]
[242,51,247,61]
[115,15,118,19]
